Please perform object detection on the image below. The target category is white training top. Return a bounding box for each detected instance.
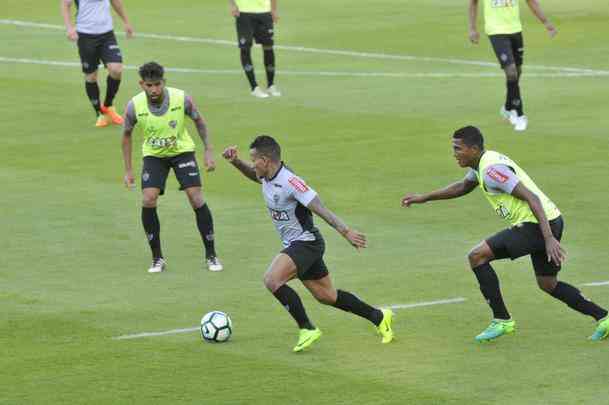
[76,0,114,35]
[261,164,319,248]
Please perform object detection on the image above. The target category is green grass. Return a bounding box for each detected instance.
[2,1,608,403]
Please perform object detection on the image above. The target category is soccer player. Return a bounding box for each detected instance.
[61,0,133,127]
[401,126,608,342]
[468,0,557,131]
[122,62,223,273]
[229,0,281,98]
[222,136,394,352]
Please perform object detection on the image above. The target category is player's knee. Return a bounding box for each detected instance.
[188,193,204,209]
[468,247,490,267]
[142,194,158,208]
[263,273,281,292]
[85,72,98,82]
[536,277,557,293]
[505,65,518,82]
[108,65,123,79]
[314,291,334,305]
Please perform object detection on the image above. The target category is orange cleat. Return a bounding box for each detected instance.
[100,104,124,125]
[95,115,110,127]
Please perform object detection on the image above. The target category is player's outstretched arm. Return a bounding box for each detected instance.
[468,0,480,44]
[222,146,261,183]
[511,182,566,265]
[525,0,557,38]
[401,178,477,207]
[307,196,367,250]
[60,0,78,41]
[110,0,134,38]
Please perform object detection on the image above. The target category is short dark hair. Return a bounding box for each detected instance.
[453,126,484,149]
[250,135,281,161]
[138,62,164,81]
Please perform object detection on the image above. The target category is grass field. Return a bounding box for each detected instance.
[2,1,608,404]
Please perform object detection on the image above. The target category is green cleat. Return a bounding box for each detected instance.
[376,309,395,344]
[589,317,609,341]
[475,319,516,342]
[293,328,322,352]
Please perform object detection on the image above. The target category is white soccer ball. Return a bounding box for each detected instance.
[200,311,232,343]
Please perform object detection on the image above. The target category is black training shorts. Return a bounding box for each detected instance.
[488,32,524,68]
[235,12,274,48]
[486,216,564,276]
[281,235,329,281]
[77,30,122,74]
[141,152,202,194]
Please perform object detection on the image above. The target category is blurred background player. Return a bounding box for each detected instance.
[122,62,223,273]
[223,136,394,352]
[468,0,557,131]
[61,0,133,127]
[401,126,608,342]
[229,0,281,98]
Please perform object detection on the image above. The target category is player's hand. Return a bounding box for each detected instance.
[469,29,480,44]
[124,170,135,190]
[343,229,367,250]
[272,10,280,24]
[222,146,239,162]
[545,22,557,38]
[67,26,78,42]
[230,5,240,17]
[124,23,134,39]
[545,236,566,266]
[401,193,427,208]
[204,149,216,172]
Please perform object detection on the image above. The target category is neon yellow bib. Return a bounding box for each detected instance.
[483,0,522,35]
[235,0,270,13]
[132,87,195,158]
[476,151,560,226]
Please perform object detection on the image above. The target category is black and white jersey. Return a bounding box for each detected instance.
[75,0,113,34]
[261,164,319,248]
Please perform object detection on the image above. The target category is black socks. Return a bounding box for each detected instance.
[141,207,162,260]
[263,48,275,87]
[333,290,383,326]
[194,203,216,259]
[85,81,101,116]
[506,79,524,116]
[240,47,257,90]
[472,263,511,320]
[273,285,315,330]
[550,281,608,321]
[104,76,121,107]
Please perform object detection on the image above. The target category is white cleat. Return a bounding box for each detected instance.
[500,106,516,122]
[251,86,270,98]
[206,256,223,272]
[266,85,281,97]
[148,258,166,273]
[513,115,528,132]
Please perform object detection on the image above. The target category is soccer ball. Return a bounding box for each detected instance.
[200,311,232,343]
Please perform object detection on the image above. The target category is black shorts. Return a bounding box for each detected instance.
[235,12,274,48]
[77,30,123,74]
[489,32,524,68]
[486,216,564,276]
[141,152,201,195]
[281,235,329,281]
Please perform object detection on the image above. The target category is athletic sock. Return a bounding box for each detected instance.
[85,81,101,116]
[273,285,315,330]
[104,76,121,107]
[333,289,383,326]
[550,281,609,321]
[240,47,258,90]
[141,207,162,260]
[506,79,524,116]
[194,203,216,259]
[263,48,275,87]
[472,263,511,320]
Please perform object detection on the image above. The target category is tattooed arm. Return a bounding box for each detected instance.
[307,195,367,249]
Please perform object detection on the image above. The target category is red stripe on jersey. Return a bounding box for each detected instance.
[288,177,309,192]
[487,167,509,183]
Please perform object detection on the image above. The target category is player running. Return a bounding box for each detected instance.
[222,135,394,352]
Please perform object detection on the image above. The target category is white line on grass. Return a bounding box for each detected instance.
[2,19,609,75]
[1,57,606,78]
[113,297,467,340]
[581,281,609,287]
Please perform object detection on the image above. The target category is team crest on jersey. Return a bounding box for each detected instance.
[288,176,309,192]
